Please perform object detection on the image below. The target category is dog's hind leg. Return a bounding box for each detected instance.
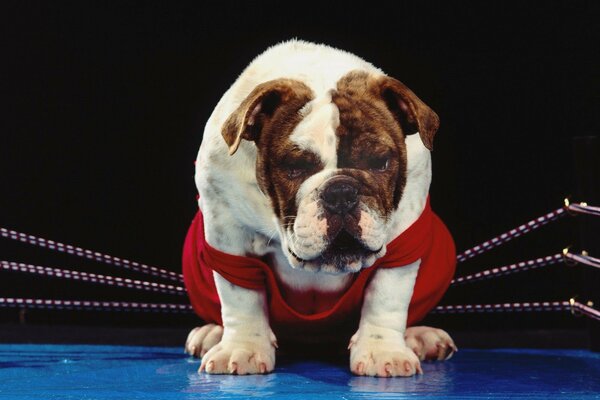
[405,326,457,361]
[185,324,224,358]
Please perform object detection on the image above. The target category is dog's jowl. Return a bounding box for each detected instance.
[182,40,457,377]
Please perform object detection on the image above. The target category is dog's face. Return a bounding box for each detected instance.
[222,71,438,274]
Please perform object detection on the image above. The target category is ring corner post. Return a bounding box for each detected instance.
[572,136,600,352]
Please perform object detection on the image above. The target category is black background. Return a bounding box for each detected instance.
[1,1,598,336]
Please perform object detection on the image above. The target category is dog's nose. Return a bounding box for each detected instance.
[321,178,359,215]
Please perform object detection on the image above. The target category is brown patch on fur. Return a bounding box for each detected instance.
[331,71,439,215]
[332,71,408,217]
[234,82,320,222]
[221,79,314,155]
[220,78,317,222]
[258,136,323,223]
[376,75,439,151]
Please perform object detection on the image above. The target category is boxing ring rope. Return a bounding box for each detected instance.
[0,227,183,284]
[564,251,600,269]
[1,199,599,323]
[451,249,600,286]
[2,248,595,293]
[0,260,186,296]
[456,199,598,263]
[0,298,192,313]
[1,297,598,321]
[430,299,600,321]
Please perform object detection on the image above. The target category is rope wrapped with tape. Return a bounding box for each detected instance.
[0,227,183,283]
[457,200,598,263]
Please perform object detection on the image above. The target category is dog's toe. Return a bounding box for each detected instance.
[200,339,275,375]
[185,324,223,358]
[405,326,457,361]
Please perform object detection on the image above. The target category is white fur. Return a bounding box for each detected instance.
[199,272,276,374]
[387,134,432,239]
[349,263,423,376]
[290,93,339,168]
[358,206,387,251]
[270,249,354,293]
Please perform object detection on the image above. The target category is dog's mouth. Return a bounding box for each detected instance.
[288,230,382,266]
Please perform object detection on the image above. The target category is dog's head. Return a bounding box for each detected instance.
[221,71,438,274]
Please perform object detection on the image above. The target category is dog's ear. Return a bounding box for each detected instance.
[221,79,313,155]
[374,76,439,150]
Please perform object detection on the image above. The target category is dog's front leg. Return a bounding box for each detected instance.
[200,272,277,375]
[349,262,421,377]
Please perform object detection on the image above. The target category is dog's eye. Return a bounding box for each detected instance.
[367,156,390,172]
[285,160,316,179]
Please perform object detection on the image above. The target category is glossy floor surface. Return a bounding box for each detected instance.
[0,344,598,399]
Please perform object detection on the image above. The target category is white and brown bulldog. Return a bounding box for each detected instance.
[182,40,457,377]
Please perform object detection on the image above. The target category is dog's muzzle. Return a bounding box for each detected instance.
[318,176,381,268]
[286,174,384,273]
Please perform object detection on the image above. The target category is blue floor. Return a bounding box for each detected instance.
[0,344,599,399]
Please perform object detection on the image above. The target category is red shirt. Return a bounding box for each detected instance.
[182,197,455,338]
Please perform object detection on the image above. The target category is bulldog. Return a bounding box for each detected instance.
[182,40,457,377]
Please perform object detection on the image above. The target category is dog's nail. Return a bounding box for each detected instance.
[229,362,238,374]
[356,362,365,375]
[403,361,413,374]
[259,363,267,374]
[206,360,215,373]
[444,344,457,360]
[437,343,448,360]
[416,363,424,375]
[412,347,422,360]
[439,343,454,360]
[384,363,393,377]
[272,340,278,349]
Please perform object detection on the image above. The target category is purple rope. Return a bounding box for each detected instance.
[451,253,564,285]
[456,201,599,263]
[568,203,600,217]
[564,252,600,270]
[0,297,193,313]
[1,260,186,296]
[431,300,600,321]
[456,206,567,263]
[2,202,598,322]
[0,227,183,283]
[574,301,600,321]
[2,296,598,322]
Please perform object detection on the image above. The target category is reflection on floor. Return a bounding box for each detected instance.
[0,344,599,399]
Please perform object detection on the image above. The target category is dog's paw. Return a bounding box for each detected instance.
[199,333,276,375]
[185,324,223,358]
[349,328,422,377]
[405,326,458,361]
